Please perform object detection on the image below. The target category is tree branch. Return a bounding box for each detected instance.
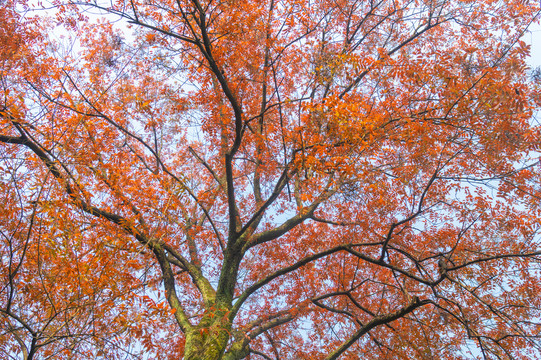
[324,296,430,360]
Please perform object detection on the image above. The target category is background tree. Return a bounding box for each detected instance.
[2,0,541,359]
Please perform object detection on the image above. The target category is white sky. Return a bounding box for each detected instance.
[527,21,541,67]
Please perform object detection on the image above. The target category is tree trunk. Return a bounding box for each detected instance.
[183,307,233,360]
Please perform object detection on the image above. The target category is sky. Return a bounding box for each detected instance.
[527,21,541,67]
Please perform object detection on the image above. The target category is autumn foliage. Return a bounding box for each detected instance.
[2,0,541,359]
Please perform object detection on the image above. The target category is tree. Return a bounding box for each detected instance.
[1,0,541,358]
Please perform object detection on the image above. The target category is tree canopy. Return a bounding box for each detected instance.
[2,0,541,359]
